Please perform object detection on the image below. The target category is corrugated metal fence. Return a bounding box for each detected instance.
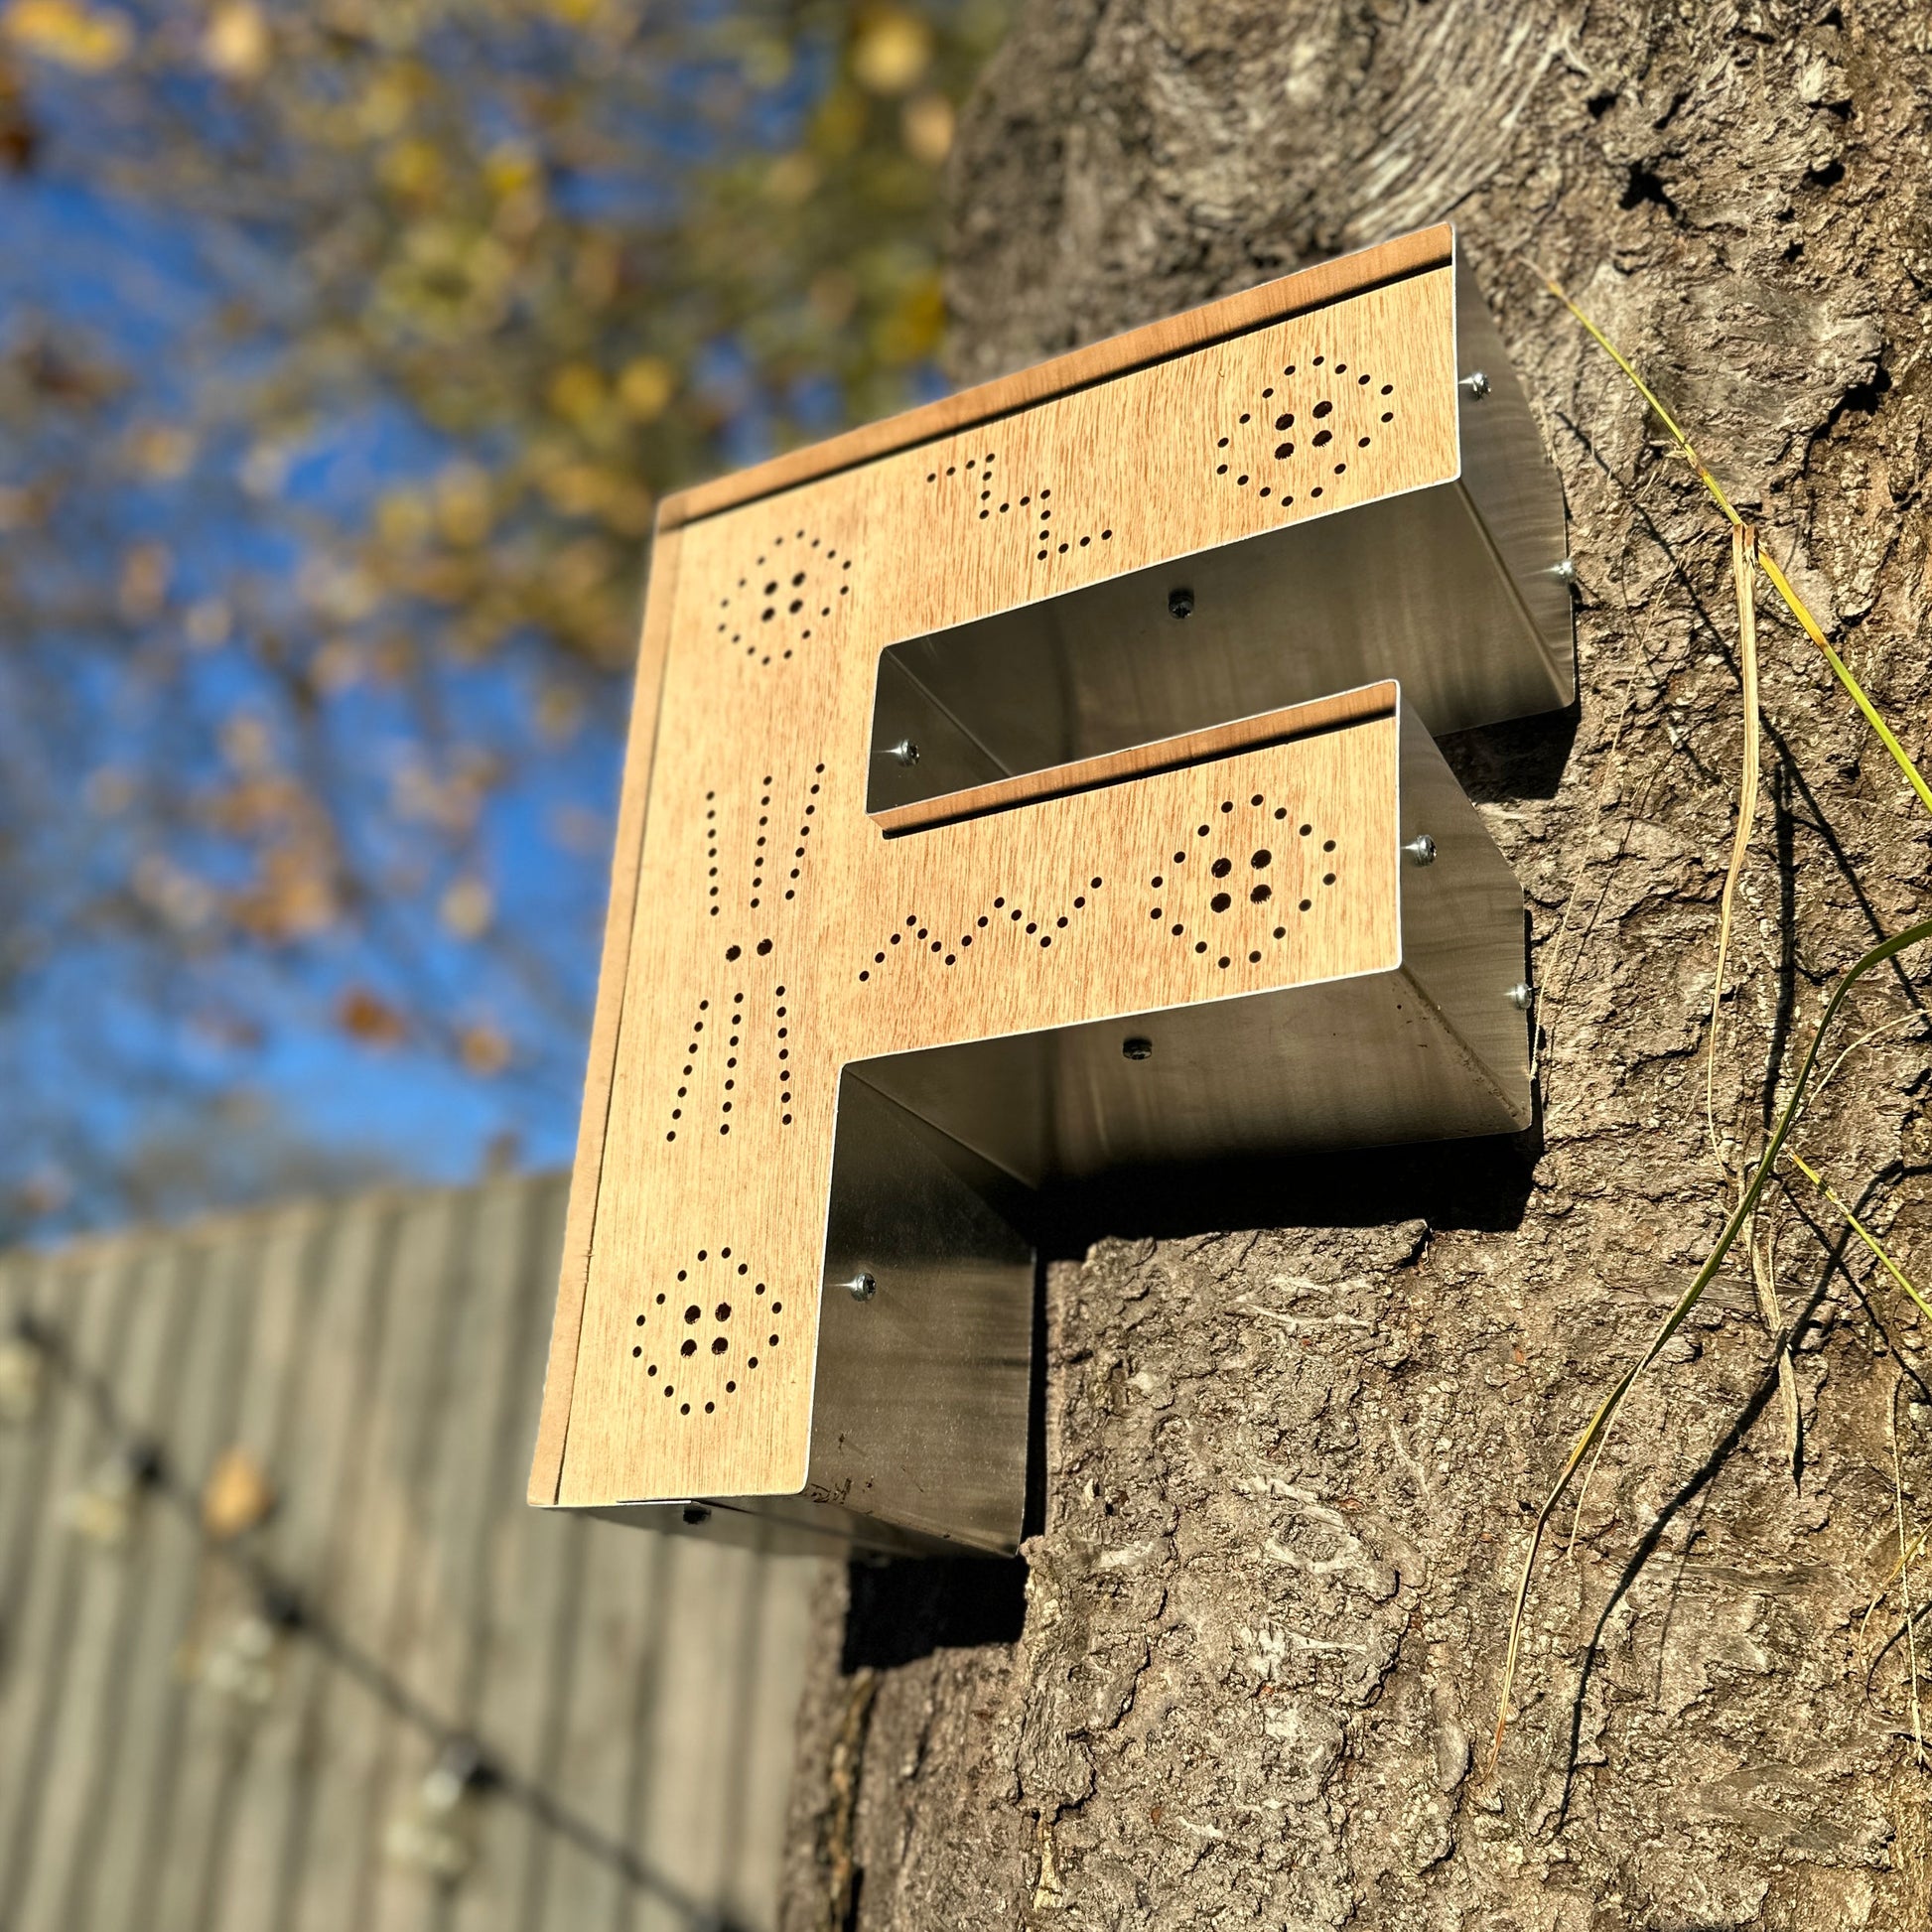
[0,1173,817,1932]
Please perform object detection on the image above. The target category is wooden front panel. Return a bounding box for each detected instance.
[545,253,1457,1509]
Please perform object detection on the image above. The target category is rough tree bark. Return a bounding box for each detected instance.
[780,3,1932,1925]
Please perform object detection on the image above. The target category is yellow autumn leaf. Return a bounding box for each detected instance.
[617,355,675,422]
[356,69,416,141]
[337,985,408,1046]
[380,136,444,198]
[219,711,273,774]
[814,83,868,157]
[536,681,585,745]
[203,0,267,80]
[184,598,231,650]
[483,140,539,198]
[852,9,930,94]
[548,361,606,424]
[3,0,131,71]
[375,485,432,549]
[901,90,953,166]
[435,462,493,546]
[202,1447,275,1540]
[309,637,364,695]
[809,267,859,328]
[765,151,821,206]
[440,875,493,939]
[117,540,172,622]
[127,421,197,479]
[873,271,945,364]
[459,1022,511,1075]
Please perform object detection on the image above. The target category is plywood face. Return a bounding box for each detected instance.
[546,249,1462,1511]
[562,712,1400,1507]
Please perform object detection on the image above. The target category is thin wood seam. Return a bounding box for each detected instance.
[872,683,1399,836]
[528,528,682,1505]
[659,226,1453,530]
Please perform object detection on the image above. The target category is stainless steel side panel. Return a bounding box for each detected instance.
[804,1075,1035,1555]
[852,961,1525,1187]
[1396,705,1533,1128]
[866,481,1570,815]
[590,1496,968,1558]
[1453,252,1575,695]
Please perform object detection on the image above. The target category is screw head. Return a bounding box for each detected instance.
[1550,557,1578,586]
[1506,982,1534,1012]
[681,1504,712,1526]
[890,739,920,766]
[1168,587,1194,620]
[845,1271,877,1303]
[1121,1035,1154,1061]
[1458,370,1491,400]
[1402,834,1438,867]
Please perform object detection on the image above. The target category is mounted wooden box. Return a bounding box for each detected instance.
[530,224,1567,1555]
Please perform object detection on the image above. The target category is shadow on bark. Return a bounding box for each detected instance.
[1035,1124,1539,1261]
[840,1556,1031,1672]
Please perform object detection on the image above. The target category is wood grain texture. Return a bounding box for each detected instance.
[658,223,1451,530]
[871,681,1397,835]
[550,260,1459,1512]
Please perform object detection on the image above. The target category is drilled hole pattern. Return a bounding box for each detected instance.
[661,954,801,1143]
[1148,794,1343,969]
[631,1247,782,1415]
[737,769,823,913]
[665,750,825,1146]
[714,528,853,664]
[1212,355,1398,509]
[854,876,1110,984]
[924,453,1115,564]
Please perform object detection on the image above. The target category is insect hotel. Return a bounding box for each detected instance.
[530,223,1571,1555]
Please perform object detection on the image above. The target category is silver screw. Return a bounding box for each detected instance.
[844,1271,877,1303]
[883,740,919,766]
[1402,833,1438,867]
[1550,557,1578,586]
[1506,982,1534,1011]
[1458,371,1491,400]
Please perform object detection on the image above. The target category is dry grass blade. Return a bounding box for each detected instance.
[1706,524,1761,1167]
[1490,915,1932,1763]
[1748,1211,1801,1482]
[1865,1527,1930,1644]
[1535,269,1932,823]
[1892,1377,1926,1766]
[1785,1150,1932,1323]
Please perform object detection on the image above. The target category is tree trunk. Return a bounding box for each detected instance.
[781,3,1932,1924]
